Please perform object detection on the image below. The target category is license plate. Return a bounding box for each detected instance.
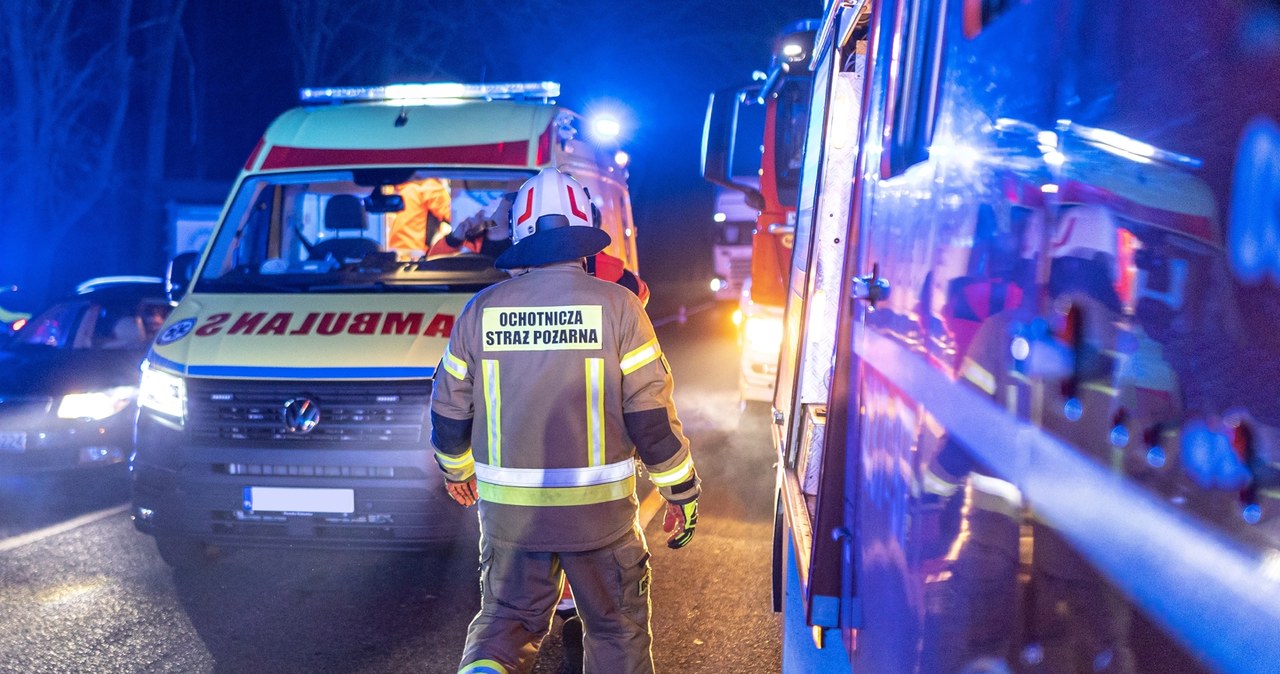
[243,486,354,515]
[0,432,26,453]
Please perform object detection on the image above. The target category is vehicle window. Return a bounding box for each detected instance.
[962,0,1017,38]
[12,301,84,348]
[198,170,527,294]
[886,0,946,176]
[774,77,811,208]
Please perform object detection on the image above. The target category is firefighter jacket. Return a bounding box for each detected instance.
[429,261,699,551]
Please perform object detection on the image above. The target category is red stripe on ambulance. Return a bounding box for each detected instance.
[259,141,530,170]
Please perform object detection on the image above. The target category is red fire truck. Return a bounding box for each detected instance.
[752,1,1280,672]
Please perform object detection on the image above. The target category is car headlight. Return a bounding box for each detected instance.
[743,315,783,354]
[139,361,186,419]
[57,386,139,420]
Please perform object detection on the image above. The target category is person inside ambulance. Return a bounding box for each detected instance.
[429,168,699,674]
[426,181,521,260]
[388,177,452,255]
[429,176,651,307]
[925,204,1174,674]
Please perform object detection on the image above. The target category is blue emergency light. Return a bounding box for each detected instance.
[299,81,561,104]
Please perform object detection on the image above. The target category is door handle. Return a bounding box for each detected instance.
[851,262,891,308]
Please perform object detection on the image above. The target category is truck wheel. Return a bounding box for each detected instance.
[154,536,217,569]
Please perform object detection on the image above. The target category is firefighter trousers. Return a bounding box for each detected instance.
[458,526,654,674]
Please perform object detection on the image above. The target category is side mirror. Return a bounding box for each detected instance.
[702,85,765,210]
[166,252,199,303]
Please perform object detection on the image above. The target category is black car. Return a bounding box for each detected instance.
[0,277,172,473]
[0,285,35,336]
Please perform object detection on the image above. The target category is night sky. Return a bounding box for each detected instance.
[163,1,819,303]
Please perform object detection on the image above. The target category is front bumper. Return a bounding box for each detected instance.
[131,411,473,550]
[0,406,131,474]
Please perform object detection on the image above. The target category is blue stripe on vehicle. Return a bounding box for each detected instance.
[146,350,187,375]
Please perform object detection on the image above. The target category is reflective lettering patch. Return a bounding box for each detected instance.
[481,305,603,352]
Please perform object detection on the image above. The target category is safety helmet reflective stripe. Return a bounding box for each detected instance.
[510,168,594,245]
[477,474,636,506]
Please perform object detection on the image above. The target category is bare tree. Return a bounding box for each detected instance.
[0,0,135,300]
[278,0,462,88]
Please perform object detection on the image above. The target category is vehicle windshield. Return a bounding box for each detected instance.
[9,295,170,350]
[196,169,529,294]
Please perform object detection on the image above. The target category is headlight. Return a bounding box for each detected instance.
[139,362,186,419]
[57,386,138,420]
[743,315,783,354]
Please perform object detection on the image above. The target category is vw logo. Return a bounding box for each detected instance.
[281,397,320,434]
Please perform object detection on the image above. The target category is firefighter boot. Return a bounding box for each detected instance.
[559,616,584,674]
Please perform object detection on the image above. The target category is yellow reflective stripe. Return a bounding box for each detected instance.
[459,659,509,674]
[443,347,467,380]
[620,337,661,374]
[474,458,634,487]
[435,448,475,471]
[960,357,997,396]
[1081,382,1118,397]
[477,475,635,506]
[483,359,502,466]
[648,454,694,487]
[586,358,605,466]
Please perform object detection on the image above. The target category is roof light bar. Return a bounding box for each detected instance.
[299,81,561,104]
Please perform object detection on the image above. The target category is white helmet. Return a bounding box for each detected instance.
[1048,204,1139,311]
[495,168,611,269]
[1050,204,1118,264]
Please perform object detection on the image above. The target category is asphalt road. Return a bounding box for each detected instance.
[0,304,781,673]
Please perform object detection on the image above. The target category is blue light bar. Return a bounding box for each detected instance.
[299,81,560,104]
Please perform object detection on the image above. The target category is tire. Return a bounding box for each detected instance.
[154,536,217,569]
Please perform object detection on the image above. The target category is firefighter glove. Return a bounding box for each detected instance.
[663,499,698,549]
[446,476,479,507]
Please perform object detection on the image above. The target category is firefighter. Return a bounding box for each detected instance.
[926,204,1184,674]
[430,168,700,674]
[430,181,650,307]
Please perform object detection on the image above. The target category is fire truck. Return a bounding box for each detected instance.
[748,1,1280,672]
[130,82,640,567]
[708,183,757,302]
[702,20,818,405]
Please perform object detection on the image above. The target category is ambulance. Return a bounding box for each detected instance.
[130,82,639,567]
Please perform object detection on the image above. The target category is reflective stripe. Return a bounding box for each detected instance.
[586,358,605,466]
[459,659,509,674]
[483,360,502,465]
[922,465,960,498]
[478,474,636,506]
[436,448,475,471]
[1081,382,1119,397]
[621,337,661,374]
[970,473,1023,511]
[474,457,635,488]
[648,453,694,487]
[960,357,997,395]
[443,347,468,380]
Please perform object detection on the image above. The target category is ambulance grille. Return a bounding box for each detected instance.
[185,379,430,446]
